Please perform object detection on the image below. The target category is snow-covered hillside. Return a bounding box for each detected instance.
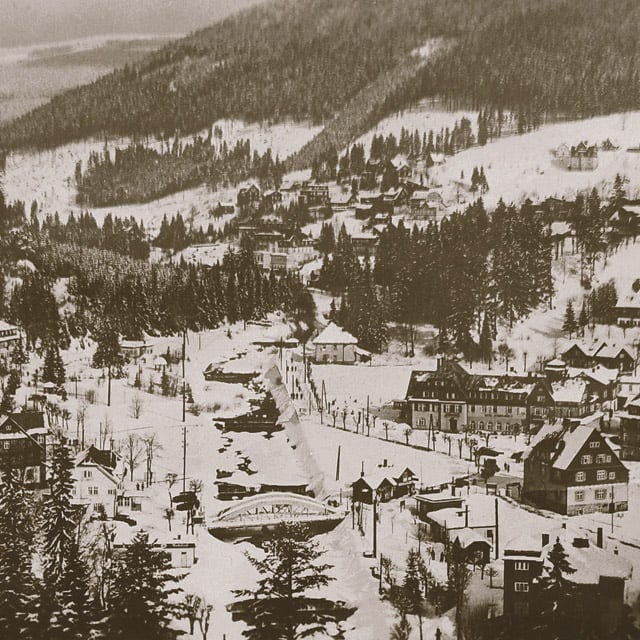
[1,118,321,233]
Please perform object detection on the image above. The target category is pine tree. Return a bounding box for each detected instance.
[46,542,98,640]
[402,550,424,640]
[106,531,181,640]
[11,339,29,375]
[41,442,77,586]
[562,300,578,339]
[92,321,124,371]
[539,539,577,639]
[42,342,66,386]
[578,300,589,336]
[0,471,38,638]
[234,522,336,640]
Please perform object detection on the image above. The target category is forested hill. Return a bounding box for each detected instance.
[2,0,640,152]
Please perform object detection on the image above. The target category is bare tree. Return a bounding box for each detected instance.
[189,478,203,496]
[141,432,162,485]
[164,507,174,532]
[403,426,413,445]
[123,434,143,481]
[100,415,112,450]
[181,594,202,635]
[76,401,88,445]
[197,600,213,640]
[130,394,144,419]
[166,472,178,506]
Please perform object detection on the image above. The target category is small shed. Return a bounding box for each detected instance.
[452,528,492,565]
[352,473,396,504]
[312,323,358,364]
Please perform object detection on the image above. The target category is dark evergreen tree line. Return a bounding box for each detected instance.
[8,242,315,343]
[76,135,284,207]
[39,211,150,260]
[318,198,553,355]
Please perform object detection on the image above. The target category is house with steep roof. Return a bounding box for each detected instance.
[72,446,123,518]
[405,359,468,432]
[523,421,628,515]
[616,293,640,327]
[551,379,599,419]
[568,142,598,171]
[503,529,632,632]
[0,411,52,489]
[312,323,359,364]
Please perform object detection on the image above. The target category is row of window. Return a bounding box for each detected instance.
[469,405,526,415]
[414,403,462,413]
[580,453,611,465]
[72,487,116,496]
[575,470,616,482]
[575,488,610,502]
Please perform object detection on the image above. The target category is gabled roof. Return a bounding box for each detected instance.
[524,421,613,471]
[616,294,640,310]
[312,323,358,345]
[2,411,46,431]
[562,341,602,358]
[594,343,634,360]
[551,379,588,404]
[567,365,618,387]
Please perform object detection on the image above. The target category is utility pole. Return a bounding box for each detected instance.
[372,494,378,558]
[494,497,499,560]
[182,426,187,493]
[335,445,341,481]
[182,329,186,423]
[107,365,112,407]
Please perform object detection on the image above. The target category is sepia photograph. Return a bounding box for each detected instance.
[1,1,640,638]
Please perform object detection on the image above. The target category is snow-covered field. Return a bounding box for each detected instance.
[431,111,640,208]
[1,118,321,234]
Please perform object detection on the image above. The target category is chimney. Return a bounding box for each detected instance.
[561,520,567,529]
[614,547,619,556]
[383,459,388,468]
[541,533,550,547]
[596,527,603,549]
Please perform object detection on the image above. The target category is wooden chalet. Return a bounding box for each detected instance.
[0,411,51,488]
[523,421,628,515]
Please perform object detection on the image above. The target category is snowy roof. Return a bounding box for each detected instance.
[616,294,640,310]
[426,495,496,530]
[154,356,168,366]
[619,375,640,384]
[453,527,492,550]
[567,365,618,386]
[552,425,595,470]
[563,341,602,358]
[594,343,633,359]
[0,321,18,332]
[356,471,397,490]
[312,323,358,345]
[545,358,567,368]
[410,190,431,201]
[120,340,147,349]
[551,379,587,404]
[550,221,572,236]
[543,533,632,584]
